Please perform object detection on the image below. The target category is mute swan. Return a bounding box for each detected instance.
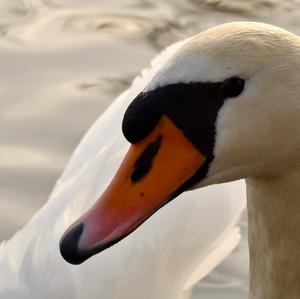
[0,23,247,299]
[61,22,300,299]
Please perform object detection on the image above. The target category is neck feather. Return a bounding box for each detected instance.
[246,169,300,299]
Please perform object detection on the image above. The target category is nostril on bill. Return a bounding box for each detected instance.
[131,135,162,183]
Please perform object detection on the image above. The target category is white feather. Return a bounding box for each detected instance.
[0,36,246,299]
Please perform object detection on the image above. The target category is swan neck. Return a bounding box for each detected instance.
[246,170,300,299]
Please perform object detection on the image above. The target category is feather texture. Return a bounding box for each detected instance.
[0,37,246,299]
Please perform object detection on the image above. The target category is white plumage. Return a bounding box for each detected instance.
[0,36,246,298]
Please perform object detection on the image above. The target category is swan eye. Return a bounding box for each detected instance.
[222,77,245,98]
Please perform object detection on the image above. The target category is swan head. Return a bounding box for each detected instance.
[60,22,300,264]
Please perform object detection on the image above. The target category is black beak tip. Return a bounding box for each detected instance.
[59,223,89,265]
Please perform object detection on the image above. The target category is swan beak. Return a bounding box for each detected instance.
[60,116,205,264]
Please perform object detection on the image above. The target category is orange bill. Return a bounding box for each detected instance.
[60,116,206,264]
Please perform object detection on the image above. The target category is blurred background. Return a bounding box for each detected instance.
[0,0,299,297]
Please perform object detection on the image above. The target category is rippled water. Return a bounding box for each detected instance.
[1,0,300,298]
